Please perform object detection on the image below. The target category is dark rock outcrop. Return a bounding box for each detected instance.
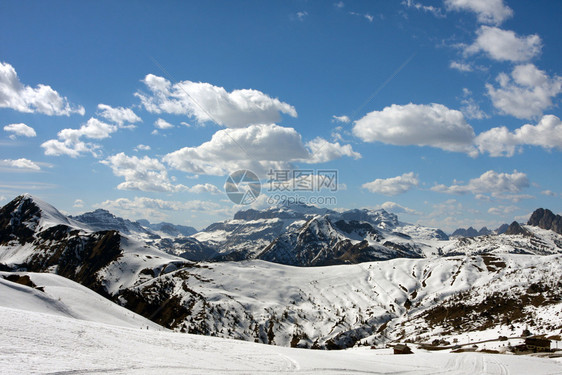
[505,221,529,236]
[528,208,562,235]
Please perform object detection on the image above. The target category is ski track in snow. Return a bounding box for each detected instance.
[1,306,561,375]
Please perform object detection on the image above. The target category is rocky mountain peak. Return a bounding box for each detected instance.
[504,221,528,236]
[528,208,562,235]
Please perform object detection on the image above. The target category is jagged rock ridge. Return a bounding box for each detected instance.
[528,208,562,235]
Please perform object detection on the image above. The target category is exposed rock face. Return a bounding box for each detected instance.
[0,195,41,245]
[496,223,509,235]
[505,221,529,236]
[257,215,424,266]
[451,226,493,238]
[528,208,562,235]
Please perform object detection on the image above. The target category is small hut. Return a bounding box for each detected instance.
[393,344,412,354]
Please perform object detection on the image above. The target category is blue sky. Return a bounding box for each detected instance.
[1,0,561,232]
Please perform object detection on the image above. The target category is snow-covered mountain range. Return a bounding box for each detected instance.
[1,194,561,350]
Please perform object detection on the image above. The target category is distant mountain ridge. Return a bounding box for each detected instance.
[70,209,197,238]
[1,195,562,349]
[186,204,450,265]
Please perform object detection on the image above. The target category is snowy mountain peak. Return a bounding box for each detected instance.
[70,209,152,236]
[0,195,78,239]
[338,208,400,229]
[233,203,333,221]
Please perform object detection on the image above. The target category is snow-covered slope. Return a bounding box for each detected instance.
[119,254,562,348]
[441,225,562,256]
[0,271,162,330]
[2,195,562,350]
[2,306,561,374]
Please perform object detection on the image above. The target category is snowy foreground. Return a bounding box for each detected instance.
[1,306,561,375]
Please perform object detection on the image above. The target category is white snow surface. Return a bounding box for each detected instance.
[0,271,162,330]
[1,305,561,375]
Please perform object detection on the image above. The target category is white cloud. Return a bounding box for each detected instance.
[163,124,358,177]
[296,11,308,21]
[102,153,188,193]
[464,26,541,62]
[3,123,36,139]
[402,0,444,17]
[541,190,557,197]
[135,74,297,128]
[164,124,308,176]
[97,104,141,127]
[95,196,223,222]
[154,118,174,129]
[186,183,221,194]
[362,172,419,196]
[335,1,344,8]
[41,118,117,157]
[0,61,84,116]
[349,12,378,22]
[353,103,476,154]
[332,115,351,123]
[460,89,488,120]
[134,144,151,152]
[305,137,361,163]
[1,158,41,171]
[488,205,518,215]
[486,64,562,120]
[445,0,512,25]
[476,115,562,157]
[450,61,473,72]
[431,170,530,200]
[381,201,421,215]
[73,199,85,208]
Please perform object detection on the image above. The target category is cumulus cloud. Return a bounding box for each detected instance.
[488,205,518,215]
[102,153,188,193]
[0,158,41,171]
[541,190,557,197]
[381,201,421,215]
[445,0,512,25]
[97,104,141,127]
[464,26,541,62]
[353,103,476,154]
[41,118,117,157]
[305,137,361,163]
[0,62,84,116]
[154,118,174,129]
[362,172,419,196]
[332,115,351,123]
[3,123,36,139]
[95,196,223,222]
[476,115,562,157]
[431,170,530,200]
[163,124,359,177]
[73,199,85,208]
[460,88,488,120]
[486,64,562,120]
[164,124,308,176]
[134,144,151,152]
[186,183,221,194]
[450,61,473,72]
[135,74,297,128]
